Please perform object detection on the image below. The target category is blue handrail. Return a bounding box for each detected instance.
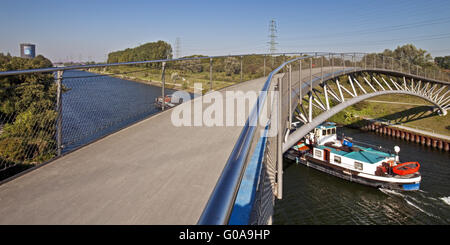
[197,54,318,225]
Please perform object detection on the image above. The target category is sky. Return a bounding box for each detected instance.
[1,0,450,63]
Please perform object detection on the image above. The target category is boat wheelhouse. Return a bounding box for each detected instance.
[285,122,421,191]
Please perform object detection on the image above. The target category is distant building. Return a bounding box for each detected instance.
[20,43,36,58]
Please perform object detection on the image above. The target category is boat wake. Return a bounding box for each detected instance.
[379,188,442,220]
[440,196,450,206]
[379,188,405,198]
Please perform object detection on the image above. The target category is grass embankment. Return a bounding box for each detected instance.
[328,94,450,136]
[88,66,265,94]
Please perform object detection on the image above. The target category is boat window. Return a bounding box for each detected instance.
[322,130,326,135]
[354,161,363,170]
[332,128,336,134]
[314,149,322,158]
[334,156,341,164]
[327,129,331,135]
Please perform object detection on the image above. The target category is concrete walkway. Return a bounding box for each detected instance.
[0,68,332,225]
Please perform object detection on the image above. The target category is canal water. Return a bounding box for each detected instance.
[61,70,177,152]
[274,127,450,225]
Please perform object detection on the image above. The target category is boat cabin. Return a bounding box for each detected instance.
[309,122,396,175]
[309,122,338,146]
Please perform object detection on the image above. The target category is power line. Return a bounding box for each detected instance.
[279,17,450,43]
[280,32,450,50]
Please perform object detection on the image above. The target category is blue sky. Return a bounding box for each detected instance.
[1,0,450,62]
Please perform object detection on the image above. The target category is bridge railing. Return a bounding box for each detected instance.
[198,52,449,225]
[0,52,325,181]
[0,50,448,218]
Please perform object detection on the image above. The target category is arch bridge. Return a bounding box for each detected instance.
[199,52,450,225]
[0,52,448,226]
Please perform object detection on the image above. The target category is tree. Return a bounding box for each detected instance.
[0,53,56,166]
[381,44,434,67]
[107,40,173,68]
[435,56,450,69]
[224,57,241,76]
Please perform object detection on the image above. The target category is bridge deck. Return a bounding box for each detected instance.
[0,68,329,224]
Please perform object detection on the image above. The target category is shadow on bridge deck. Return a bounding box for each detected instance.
[0,77,268,224]
[0,67,330,225]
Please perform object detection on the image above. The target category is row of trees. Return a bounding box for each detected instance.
[435,56,450,69]
[107,40,173,67]
[0,53,57,170]
[105,41,291,77]
[107,42,446,77]
[379,44,435,68]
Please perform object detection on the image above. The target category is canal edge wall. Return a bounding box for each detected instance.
[346,118,450,152]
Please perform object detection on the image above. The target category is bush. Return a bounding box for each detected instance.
[0,53,56,168]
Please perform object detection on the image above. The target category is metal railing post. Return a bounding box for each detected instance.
[374,55,376,69]
[352,53,355,72]
[240,56,243,83]
[209,58,213,91]
[332,53,335,74]
[342,54,345,75]
[299,59,302,101]
[263,55,266,77]
[276,77,283,199]
[364,54,366,70]
[161,62,166,111]
[322,55,324,79]
[288,64,292,129]
[310,57,313,92]
[56,70,63,156]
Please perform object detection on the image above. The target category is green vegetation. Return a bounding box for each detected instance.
[93,41,292,93]
[0,53,57,174]
[322,44,450,136]
[435,56,450,70]
[101,42,449,135]
[107,40,173,66]
[328,94,450,136]
[379,44,435,68]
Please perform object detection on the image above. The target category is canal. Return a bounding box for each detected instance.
[274,127,450,225]
[61,70,178,152]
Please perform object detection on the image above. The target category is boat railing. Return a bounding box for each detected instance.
[349,139,394,156]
